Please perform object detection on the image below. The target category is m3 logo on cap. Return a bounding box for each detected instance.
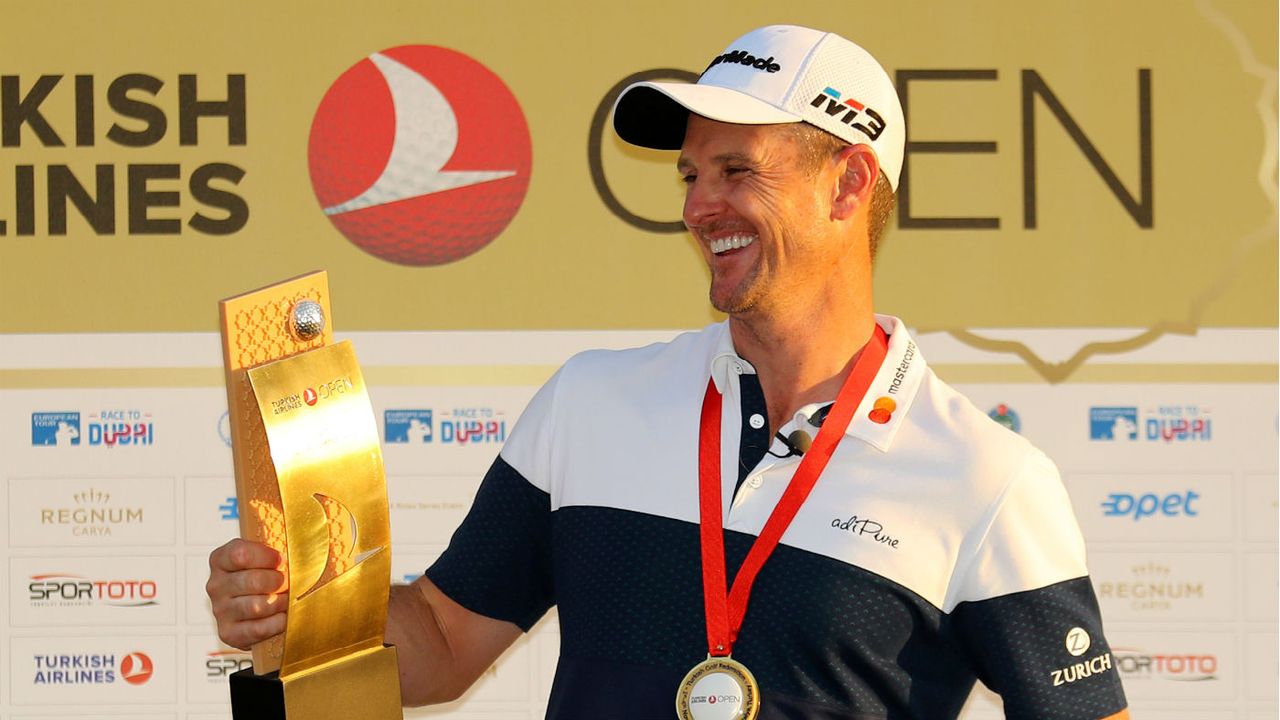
[705,49,781,74]
[810,87,886,141]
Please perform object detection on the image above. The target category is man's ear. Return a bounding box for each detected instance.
[831,144,879,221]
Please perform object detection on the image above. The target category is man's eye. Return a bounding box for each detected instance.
[681,174,697,184]
[726,167,748,176]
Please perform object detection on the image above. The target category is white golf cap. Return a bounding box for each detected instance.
[613,25,906,190]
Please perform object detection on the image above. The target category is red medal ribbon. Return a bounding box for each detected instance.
[698,324,889,657]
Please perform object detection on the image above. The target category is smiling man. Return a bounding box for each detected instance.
[208,24,1129,720]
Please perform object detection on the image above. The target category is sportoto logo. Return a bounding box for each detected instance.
[308,45,532,266]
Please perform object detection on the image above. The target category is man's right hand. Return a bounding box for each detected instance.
[207,538,289,649]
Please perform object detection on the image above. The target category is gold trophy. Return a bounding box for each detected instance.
[218,271,402,719]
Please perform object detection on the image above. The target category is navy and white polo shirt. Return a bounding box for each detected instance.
[426,315,1128,719]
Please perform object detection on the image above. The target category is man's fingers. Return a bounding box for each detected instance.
[212,590,289,650]
[229,568,287,598]
[219,607,288,651]
[210,538,281,573]
[229,590,289,620]
[207,538,291,650]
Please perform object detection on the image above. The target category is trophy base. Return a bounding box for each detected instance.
[231,644,403,719]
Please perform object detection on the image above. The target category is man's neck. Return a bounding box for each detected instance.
[728,300,877,437]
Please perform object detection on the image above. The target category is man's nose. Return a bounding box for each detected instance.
[683,178,726,229]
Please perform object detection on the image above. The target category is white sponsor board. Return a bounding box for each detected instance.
[1067,474,1234,543]
[405,640,537,719]
[9,634,177,705]
[13,715,177,720]
[957,684,1003,719]
[8,476,176,547]
[1089,552,1233,621]
[185,633,250,706]
[1108,630,1236,701]
[1244,632,1279,701]
[438,638,533,706]
[186,554,217,628]
[10,555,175,627]
[0,331,1275,718]
[534,625,561,709]
[183,476,239,549]
[388,475,482,547]
[1242,474,1279,543]
[371,387,537,474]
[392,550,447,586]
[1244,552,1279,623]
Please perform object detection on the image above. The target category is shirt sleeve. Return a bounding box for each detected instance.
[947,450,1128,719]
[423,456,554,631]
[423,369,565,631]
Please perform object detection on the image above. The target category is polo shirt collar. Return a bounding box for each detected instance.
[848,315,925,452]
[705,314,927,452]
[709,323,757,394]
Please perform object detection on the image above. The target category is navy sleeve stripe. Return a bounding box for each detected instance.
[424,456,555,632]
[948,576,1128,720]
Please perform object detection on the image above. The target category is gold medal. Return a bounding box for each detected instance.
[675,655,760,720]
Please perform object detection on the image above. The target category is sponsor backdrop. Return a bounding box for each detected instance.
[0,1,1275,718]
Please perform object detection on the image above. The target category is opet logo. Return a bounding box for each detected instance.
[308,45,532,266]
[1101,491,1200,521]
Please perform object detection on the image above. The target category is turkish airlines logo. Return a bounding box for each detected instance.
[120,652,154,685]
[308,45,532,266]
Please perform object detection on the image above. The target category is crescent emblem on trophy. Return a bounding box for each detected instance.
[297,492,385,601]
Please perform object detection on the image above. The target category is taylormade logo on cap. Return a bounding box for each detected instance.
[706,50,782,74]
[612,24,906,190]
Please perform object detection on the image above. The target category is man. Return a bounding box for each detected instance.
[209,25,1129,719]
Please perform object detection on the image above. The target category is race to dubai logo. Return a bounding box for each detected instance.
[308,45,532,266]
[1090,405,1212,442]
[32,409,155,448]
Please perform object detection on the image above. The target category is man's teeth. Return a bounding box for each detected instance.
[710,234,756,254]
